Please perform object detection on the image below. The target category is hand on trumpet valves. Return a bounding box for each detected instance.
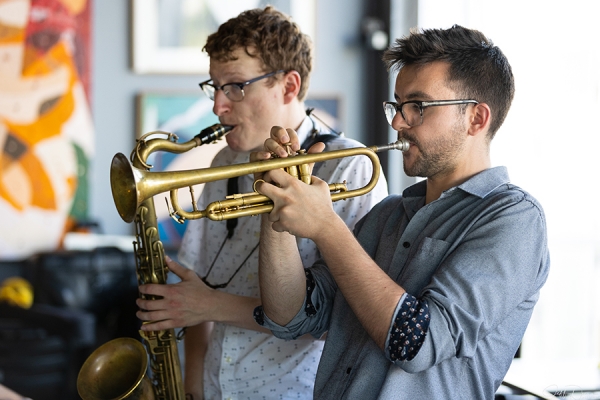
[250,126,325,182]
[250,126,335,240]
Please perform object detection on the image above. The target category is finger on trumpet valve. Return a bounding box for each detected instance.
[284,143,293,156]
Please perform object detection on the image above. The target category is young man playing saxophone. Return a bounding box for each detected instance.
[135,6,388,399]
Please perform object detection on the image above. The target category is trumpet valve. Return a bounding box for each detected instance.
[284,143,294,156]
[298,161,311,184]
[329,181,348,193]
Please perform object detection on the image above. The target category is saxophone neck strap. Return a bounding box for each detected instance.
[301,107,344,150]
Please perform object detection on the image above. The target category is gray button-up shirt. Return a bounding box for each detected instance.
[258,166,550,399]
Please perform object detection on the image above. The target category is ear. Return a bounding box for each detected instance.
[467,102,491,138]
[282,70,301,104]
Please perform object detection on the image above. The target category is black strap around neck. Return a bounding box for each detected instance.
[301,107,341,150]
[226,177,239,238]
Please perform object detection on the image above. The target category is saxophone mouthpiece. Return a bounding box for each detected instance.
[195,124,233,145]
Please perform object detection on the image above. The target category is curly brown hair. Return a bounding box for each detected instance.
[204,6,313,101]
[383,25,515,139]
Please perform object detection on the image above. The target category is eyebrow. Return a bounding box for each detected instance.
[394,90,434,102]
[210,74,246,87]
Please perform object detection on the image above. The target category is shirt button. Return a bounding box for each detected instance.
[403,241,410,248]
[225,356,232,363]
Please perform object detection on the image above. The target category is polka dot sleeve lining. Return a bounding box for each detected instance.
[388,294,430,362]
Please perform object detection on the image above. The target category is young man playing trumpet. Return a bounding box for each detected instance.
[253,25,550,399]
[135,6,388,399]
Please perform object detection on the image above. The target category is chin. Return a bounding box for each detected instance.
[225,137,257,153]
[225,134,244,152]
[229,134,270,154]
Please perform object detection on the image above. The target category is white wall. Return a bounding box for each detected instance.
[416,0,600,388]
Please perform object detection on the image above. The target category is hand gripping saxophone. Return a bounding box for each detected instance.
[77,124,231,400]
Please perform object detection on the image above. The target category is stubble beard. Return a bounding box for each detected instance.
[402,119,467,178]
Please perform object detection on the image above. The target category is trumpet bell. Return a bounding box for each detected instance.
[111,153,139,223]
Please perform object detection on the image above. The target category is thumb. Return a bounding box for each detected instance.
[305,141,326,176]
[165,256,188,279]
[307,141,325,154]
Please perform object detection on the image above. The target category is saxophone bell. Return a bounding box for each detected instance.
[77,338,155,400]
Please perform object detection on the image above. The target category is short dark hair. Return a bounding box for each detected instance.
[382,25,515,138]
[203,6,313,101]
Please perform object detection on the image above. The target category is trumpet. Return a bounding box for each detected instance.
[110,136,410,224]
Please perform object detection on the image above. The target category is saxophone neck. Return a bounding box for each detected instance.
[132,124,232,170]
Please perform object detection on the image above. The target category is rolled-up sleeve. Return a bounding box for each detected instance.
[385,293,431,362]
[254,264,338,339]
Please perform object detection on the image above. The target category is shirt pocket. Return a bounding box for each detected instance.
[394,236,451,295]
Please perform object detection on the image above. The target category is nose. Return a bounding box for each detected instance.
[212,89,231,117]
[391,111,409,131]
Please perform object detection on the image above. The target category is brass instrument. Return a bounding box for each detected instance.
[77,124,231,400]
[78,123,407,399]
[110,137,410,224]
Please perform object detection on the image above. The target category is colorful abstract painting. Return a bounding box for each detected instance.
[0,0,94,259]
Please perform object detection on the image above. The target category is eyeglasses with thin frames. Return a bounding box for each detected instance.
[199,70,287,102]
[383,99,478,127]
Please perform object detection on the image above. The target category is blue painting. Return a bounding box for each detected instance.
[136,92,226,250]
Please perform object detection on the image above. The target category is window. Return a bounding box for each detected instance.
[392,0,600,366]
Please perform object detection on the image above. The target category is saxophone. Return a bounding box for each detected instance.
[77,124,232,400]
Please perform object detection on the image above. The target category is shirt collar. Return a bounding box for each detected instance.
[455,166,510,198]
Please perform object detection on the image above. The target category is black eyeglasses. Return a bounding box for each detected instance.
[199,70,287,102]
[383,99,479,127]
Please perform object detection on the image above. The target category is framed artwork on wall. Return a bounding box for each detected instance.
[136,92,226,249]
[0,0,94,259]
[130,0,316,74]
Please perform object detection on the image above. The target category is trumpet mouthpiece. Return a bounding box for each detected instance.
[394,138,410,152]
[372,138,410,153]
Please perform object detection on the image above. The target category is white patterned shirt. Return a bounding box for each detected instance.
[178,116,389,400]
